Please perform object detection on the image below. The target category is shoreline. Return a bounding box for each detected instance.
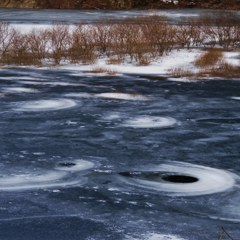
[0,14,239,81]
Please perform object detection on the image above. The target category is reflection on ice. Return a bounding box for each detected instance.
[117,162,237,196]
[16,99,77,111]
[122,116,177,128]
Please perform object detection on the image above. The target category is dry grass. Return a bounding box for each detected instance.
[107,57,123,65]
[91,67,117,75]
[196,61,240,78]
[169,67,195,78]
[194,49,224,68]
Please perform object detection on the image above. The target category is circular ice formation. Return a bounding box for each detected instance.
[231,97,240,101]
[0,171,67,191]
[17,99,77,112]
[0,160,95,191]
[95,93,148,101]
[56,159,95,172]
[3,87,39,93]
[117,162,236,196]
[122,116,177,128]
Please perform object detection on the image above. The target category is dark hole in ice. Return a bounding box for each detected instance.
[162,175,198,183]
[119,171,199,183]
[58,162,76,168]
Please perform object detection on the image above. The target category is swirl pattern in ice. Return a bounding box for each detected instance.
[16,99,77,112]
[122,116,177,128]
[0,160,94,191]
[117,162,236,196]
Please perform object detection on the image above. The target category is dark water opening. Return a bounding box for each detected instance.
[58,162,76,168]
[162,174,199,183]
[119,171,199,183]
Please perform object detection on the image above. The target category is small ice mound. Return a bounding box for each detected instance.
[16,99,77,112]
[95,93,148,101]
[231,97,240,101]
[3,87,39,93]
[128,233,186,240]
[65,93,93,98]
[118,162,236,196]
[145,233,186,240]
[56,159,95,172]
[122,116,177,128]
[0,171,67,191]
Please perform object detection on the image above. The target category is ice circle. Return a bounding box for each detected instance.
[117,162,236,196]
[95,93,148,101]
[3,87,39,93]
[0,171,67,191]
[0,160,95,191]
[16,99,77,112]
[122,116,177,128]
[231,96,240,101]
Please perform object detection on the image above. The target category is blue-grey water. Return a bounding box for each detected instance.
[0,8,240,240]
[0,66,240,240]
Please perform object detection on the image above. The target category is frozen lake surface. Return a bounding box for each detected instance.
[0,67,240,240]
[1,8,239,24]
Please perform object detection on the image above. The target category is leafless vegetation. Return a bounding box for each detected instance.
[0,13,239,76]
[194,48,224,68]
[91,67,117,75]
[169,68,195,78]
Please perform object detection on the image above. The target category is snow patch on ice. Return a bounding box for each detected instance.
[95,93,148,101]
[122,116,177,128]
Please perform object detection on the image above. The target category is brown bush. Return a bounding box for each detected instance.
[27,29,49,65]
[68,24,97,64]
[0,14,239,68]
[208,61,240,78]
[46,24,71,64]
[169,68,194,78]
[0,23,17,63]
[194,49,224,68]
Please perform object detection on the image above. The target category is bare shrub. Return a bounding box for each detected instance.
[91,67,117,75]
[0,22,17,63]
[1,33,38,65]
[194,49,224,68]
[68,24,97,64]
[107,56,123,65]
[169,68,194,78]
[91,24,113,57]
[46,24,71,64]
[208,61,240,78]
[27,29,49,65]
[140,16,176,57]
